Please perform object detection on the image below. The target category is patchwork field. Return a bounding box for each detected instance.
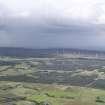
[0,55,105,105]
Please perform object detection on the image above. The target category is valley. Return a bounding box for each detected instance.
[0,52,105,105]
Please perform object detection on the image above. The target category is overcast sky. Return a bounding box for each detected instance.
[0,0,105,50]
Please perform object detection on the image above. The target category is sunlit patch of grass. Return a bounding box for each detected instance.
[16,101,35,105]
[11,86,38,97]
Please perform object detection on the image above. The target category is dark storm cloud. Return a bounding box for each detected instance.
[0,0,105,50]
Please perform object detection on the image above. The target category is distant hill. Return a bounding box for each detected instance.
[0,47,104,57]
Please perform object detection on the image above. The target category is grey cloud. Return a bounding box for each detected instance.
[0,0,105,50]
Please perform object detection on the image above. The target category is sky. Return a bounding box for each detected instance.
[0,0,105,50]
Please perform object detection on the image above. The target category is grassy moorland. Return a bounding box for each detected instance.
[0,55,105,105]
[0,81,105,105]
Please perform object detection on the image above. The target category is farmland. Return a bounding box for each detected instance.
[0,52,105,105]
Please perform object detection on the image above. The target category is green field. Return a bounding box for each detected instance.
[0,81,105,105]
[0,56,105,105]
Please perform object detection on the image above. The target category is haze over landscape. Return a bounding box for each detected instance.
[1,1,105,105]
[0,0,105,50]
